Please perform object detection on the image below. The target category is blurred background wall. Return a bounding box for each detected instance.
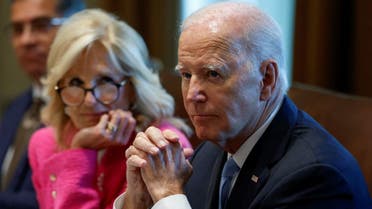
[293,0,372,96]
[0,0,30,116]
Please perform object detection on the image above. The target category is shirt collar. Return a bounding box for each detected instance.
[231,103,281,168]
[32,82,48,102]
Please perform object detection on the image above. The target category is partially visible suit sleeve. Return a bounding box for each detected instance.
[0,172,38,209]
[0,89,38,209]
[0,160,38,209]
[0,193,38,209]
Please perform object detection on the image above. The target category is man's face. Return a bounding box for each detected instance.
[10,0,59,83]
[177,25,266,148]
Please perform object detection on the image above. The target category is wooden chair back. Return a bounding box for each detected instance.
[288,82,372,193]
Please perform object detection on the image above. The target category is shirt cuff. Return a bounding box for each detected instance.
[152,194,192,209]
[113,193,191,209]
[113,193,125,209]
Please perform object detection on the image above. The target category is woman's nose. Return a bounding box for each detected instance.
[83,90,98,105]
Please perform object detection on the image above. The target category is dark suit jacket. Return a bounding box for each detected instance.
[0,88,38,209]
[185,97,372,209]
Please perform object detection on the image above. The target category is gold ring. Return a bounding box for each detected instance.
[106,123,118,134]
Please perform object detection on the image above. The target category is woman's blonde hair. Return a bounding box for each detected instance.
[42,9,191,146]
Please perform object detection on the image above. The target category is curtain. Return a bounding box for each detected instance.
[293,0,372,97]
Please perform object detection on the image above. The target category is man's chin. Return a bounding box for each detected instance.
[195,129,218,141]
[20,57,44,69]
[23,68,46,80]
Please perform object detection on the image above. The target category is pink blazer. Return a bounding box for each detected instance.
[28,122,191,209]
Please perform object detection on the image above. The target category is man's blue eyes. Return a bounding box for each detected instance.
[181,72,192,79]
[208,71,220,78]
[181,71,221,79]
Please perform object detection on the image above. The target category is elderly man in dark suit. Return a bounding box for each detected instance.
[116,2,372,209]
[0,0,84,208]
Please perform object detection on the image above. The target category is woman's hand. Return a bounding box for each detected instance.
[70,109,136,150]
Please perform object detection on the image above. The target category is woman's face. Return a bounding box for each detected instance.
[59,43,135,129]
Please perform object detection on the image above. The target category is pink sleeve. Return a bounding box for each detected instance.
[157,123,193,149]
[28,127,101,209]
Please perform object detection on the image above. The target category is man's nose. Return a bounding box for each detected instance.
[17,24,36,45]
[185,78,207,103]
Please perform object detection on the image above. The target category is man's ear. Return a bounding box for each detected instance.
[259,59,278,101]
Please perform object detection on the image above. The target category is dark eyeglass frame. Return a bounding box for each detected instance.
[4,16,66,37]
[54,80,128,106]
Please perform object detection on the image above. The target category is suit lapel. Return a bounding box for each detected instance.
[227,97,298,209]
[0,89,32,164]
[186,142,226,209]
[205,150,225,209]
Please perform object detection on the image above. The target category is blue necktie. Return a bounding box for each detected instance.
[219,157,240,209]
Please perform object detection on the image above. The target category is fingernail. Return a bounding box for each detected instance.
[140,160,147,167]
[163,130,178,139]
[159,140,168,148]
[150,147,159,154]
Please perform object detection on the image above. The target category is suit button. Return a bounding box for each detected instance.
[51,190,57,199]
[50,174,57,182]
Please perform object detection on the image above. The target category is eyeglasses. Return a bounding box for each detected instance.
[5,16,65,37]
[55,80,127,106]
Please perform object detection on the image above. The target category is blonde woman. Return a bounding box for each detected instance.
[28,9,192,209]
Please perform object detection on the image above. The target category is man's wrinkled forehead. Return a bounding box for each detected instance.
[182,2,252,29]
[181,5,255,43]
[180,19,248,60]
[183,13,224,35]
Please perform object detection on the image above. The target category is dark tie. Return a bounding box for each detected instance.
[1,98,44,190]
[219,157,240,209]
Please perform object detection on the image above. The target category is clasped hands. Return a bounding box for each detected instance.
[124,126,194,209]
